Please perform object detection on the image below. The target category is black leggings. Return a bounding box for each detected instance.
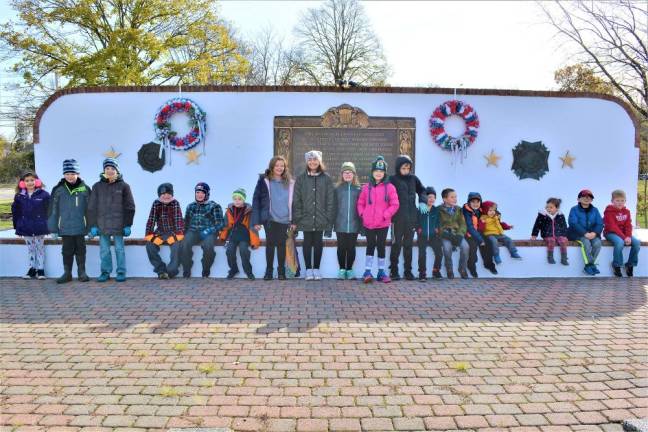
[365,227,388,258]
[303,231,323,269]
[265,221,288,272]
[337,232,358,270]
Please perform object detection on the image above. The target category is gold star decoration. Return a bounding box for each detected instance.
[185,149,202,165]
[104,146,121,159]
[560,150,576,168]
[484,149,501,167]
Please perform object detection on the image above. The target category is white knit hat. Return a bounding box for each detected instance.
[304,150,323,163]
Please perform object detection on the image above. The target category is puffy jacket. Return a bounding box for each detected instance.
[87,174,136,236]
[12,188,50,236]
[603,204,632,239]
[220,203,260,248]
[292,171,335,232]
[48,178,91,236]
[334,182,361,234]
[462,204,483,243]
[357,181,399,229]
[251,174,294,226]
[567,204,603,240]
[417,206,440,240]
[531,210,568,239]
[438,205,467,236]
[479,213,512,236]
[390,156,426,230]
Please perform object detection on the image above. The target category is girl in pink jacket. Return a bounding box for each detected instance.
[357,156,400,283]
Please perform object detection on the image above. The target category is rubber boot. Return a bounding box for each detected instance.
[76,253,90,282]
[560,251,569,266]
[547,250,556,264]
[56,255,73,284]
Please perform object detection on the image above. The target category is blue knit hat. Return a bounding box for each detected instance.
[195,182,210,201]
[62,159,80,174]
[103,157,119,172]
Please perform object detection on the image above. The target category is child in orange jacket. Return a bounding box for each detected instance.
[220,188,260,280]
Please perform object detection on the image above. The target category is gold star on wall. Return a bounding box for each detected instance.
[104,146,121,159]
[484,149,501,167]
[560,150,576,168]
[185,149,202,165]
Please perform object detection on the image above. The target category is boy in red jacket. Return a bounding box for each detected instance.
[603,189,640,277]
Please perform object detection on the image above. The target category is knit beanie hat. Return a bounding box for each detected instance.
[232,188,246,201]
[425,186,436,197]
[467,192,482,203]
[305,150,323,163]
[481,200,497,213]
[157,183,174,197]
[62,159,80,175]
[371,155,387,172]
[195,182,210,201]
[341,161,356,174]
[103,157,119,172]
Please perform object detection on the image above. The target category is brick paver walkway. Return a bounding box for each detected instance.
[1,277,646,432]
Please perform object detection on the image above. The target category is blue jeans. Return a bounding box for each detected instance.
[99,234,126,275]
[441,238,469,272]
[606,233,640,267]
[576,236,602,265]
[486,234,518,257]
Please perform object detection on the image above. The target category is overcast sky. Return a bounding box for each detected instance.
[0,0,572,138]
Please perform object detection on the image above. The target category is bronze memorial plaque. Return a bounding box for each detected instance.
[274,104,415,183]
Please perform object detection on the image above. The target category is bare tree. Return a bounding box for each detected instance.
[294,0,389,86]
[245,26,304,85]
[540,0,647,119]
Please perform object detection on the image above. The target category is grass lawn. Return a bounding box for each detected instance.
[0,199,12,231]
[638,179,647,228]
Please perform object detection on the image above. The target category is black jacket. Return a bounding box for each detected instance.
[390,156,426,229]
[87,174,136,235]
[531,210,568,239]
[292,171,335,232]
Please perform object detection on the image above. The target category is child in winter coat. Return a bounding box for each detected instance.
[12,171,50,279]
[438,188,469,279]
[334,162,362,280]
[531,197,569,265]
[462,192,496,277]
[357,156,399,283]
[567,189,603,276]
[87,158,136,283]
[479,200,521,265]
[182,182,224,278]
[417,187,442,281]
[389,155,427,281]
[603,189,640,277]
[48,159,91,283]
[292,150,335,281]
[220,188,260,280]
[144,183,184,279]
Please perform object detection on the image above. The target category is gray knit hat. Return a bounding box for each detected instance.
[341,161,356,174]
[62,159,80,174]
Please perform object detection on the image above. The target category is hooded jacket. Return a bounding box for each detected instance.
[251,174,295,226]
[12,187,50,236]
[567,203,603,240]
[357,179,399,229]
[87,173,136,236]
[603,204,632,239]
[531,209,568,239]
[48,178,91,236]
[334,182,362,233]
[220,203,261,248]
[462,204,483,243]
[389,155,426,230]
[292,170,335,232]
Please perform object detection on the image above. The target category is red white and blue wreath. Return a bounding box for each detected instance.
[154,98,207,164]
[429,100,479,163]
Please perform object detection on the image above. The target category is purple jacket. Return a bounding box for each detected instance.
[12,188,50,236]
[357,181,399,229]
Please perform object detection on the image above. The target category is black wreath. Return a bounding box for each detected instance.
[137,142,165,173]
[511,140,550,180]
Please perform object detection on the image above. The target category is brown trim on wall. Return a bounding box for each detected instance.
[33,85,641,148]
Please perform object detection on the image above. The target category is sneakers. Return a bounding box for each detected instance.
[511,252,522,259]
[362,270,373,284]
[390,270,401,281]
[625,265,634,277]
[459,269,469,279]
[432,269,442,279]
[226,270,238,280]
[403,271,415,281]
[158,272,169,280]
[97,272,110,282]
[418,272,426,282]
[245,272,255,280]
[345,270,355,280]
[592,265,600,274]
[36,269,46,280]
[583,264,596,276]
[338,269,346,280]
[23,268,36,280]
[305,269,314,281]
[446,270,455,279]
[313,269,322,280]
[613,266,623,277]
[115,273,126,282]
[263,269,273,280]
[493,255,502,264]
[376,269,391,283]
[468,267,478,278]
